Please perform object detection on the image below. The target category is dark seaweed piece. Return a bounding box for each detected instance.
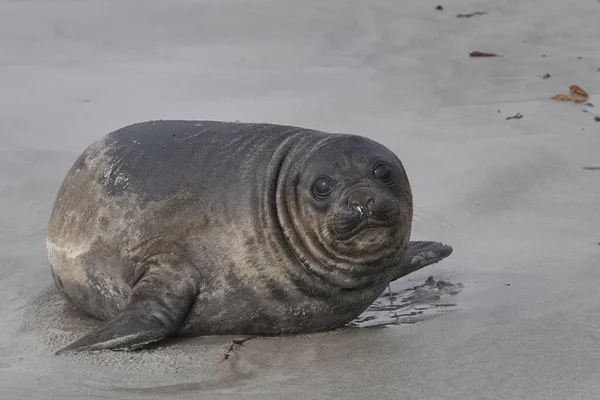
[506,113,523,120]
[219,336,256,362]
[457,11,488,18]
[470,51,499,57]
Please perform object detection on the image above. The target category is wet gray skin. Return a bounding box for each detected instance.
[46,120,452,354]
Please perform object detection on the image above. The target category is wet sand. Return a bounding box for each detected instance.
[1,0,600,398]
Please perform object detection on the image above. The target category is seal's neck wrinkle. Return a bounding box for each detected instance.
[273,135,392,291]
[256,130,331,295]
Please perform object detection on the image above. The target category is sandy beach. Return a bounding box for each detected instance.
[1,0,600,398]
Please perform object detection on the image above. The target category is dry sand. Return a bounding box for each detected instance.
[1,0,600,399]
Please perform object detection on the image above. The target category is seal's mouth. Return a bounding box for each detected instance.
[336,218,396,241]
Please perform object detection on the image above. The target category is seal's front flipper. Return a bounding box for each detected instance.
[55,265,197,354]
[391,241,453,282]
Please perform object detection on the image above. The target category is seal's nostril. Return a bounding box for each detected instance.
[348,191,376,215]
[349,195,375,217]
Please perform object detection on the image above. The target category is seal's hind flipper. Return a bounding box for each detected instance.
[392,241,453,282]
[55,305,174,354]
[55,264,197,354]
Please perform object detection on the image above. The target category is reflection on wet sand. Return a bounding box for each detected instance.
[349,276,463,328]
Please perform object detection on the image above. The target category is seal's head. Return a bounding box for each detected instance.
[278,134,413,289]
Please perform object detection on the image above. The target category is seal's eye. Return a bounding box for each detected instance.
[373,163,394,185]
[313,177,333,199]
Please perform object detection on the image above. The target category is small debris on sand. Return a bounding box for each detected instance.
[569,85,590,97]
[435,5,443,11]
[457,11,488,18]
[506,113,523,120]
[550,94,584,103]
[569,84,589,98]
[470,51,499,57]
[436,280,452,289]
[551,83,590,104]
[542,73,551,79]
[425,276,458,290]
[594,116,600,122]
[219,336,256,363]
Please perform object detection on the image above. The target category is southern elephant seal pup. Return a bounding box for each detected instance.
[46,120,453,354]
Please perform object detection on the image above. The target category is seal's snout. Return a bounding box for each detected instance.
[348,190,375,217]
